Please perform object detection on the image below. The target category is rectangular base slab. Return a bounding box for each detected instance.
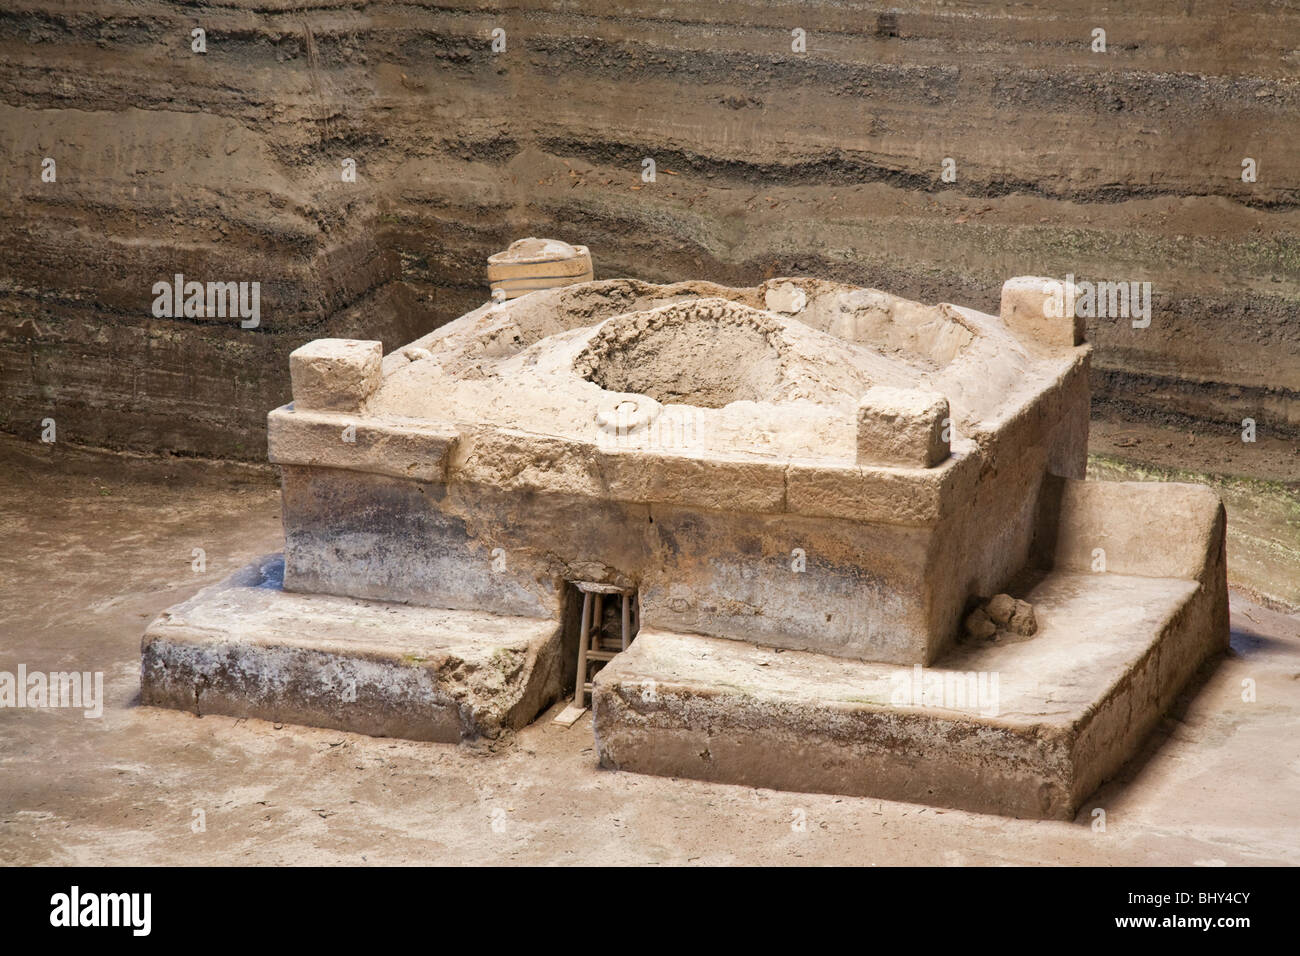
[141,555,565,742]
[592,568,1228,819]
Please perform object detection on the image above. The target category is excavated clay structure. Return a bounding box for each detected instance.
[140,275,1229,819]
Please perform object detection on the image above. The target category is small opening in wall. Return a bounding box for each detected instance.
[566,582,639,708]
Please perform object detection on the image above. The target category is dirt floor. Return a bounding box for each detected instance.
[0,435,1297,865]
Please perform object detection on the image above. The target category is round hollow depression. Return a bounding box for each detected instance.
[576,300,786,409]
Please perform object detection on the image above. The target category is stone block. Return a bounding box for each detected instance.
[289,338,383,412]
[999,275,1086,350]
[856,386,950,467]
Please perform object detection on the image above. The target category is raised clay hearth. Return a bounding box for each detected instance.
[141,272,1228,819]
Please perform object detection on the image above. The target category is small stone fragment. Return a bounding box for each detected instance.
[764,281,808,314]
[964,608,996,641]
[986,593,1016,626]
[1007,599,1037,636]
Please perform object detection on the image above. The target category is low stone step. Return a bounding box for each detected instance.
[592,567,1225,819]
[141,554,565,742]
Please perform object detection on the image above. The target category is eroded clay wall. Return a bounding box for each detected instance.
[279,463,940,664]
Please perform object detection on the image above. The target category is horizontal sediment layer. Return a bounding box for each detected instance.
[1,1,1296,459]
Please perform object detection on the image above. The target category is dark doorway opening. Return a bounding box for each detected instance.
[565,582,639,708]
